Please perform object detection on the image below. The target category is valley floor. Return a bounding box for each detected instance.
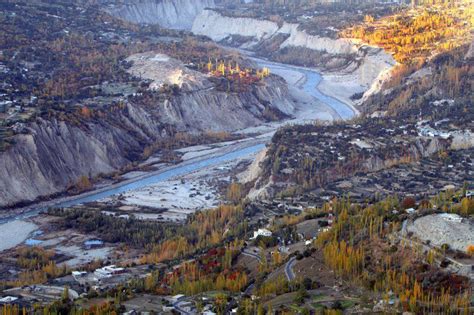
[0,54,356,252]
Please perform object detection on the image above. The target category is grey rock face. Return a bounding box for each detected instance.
[0,76,293,208]
[105,0,216,29]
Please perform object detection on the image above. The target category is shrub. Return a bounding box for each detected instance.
[402,197,416,209]
[466,245,474,256]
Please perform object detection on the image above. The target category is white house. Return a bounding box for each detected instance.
[0,296,18,304]
[405,208,416,214]
[439,213,463,223]
[71,271,87,281]
[251,228,272,239]
[169,294,186,304]
[94,265,125,278]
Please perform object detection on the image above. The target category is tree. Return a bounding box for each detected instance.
[402,197,416,209]
[258,251,268,273]
[80,106,92,118]
[426,250,436,265]
[62,286,70,301]
[364,15,374,23]
[294,287,309,304]
[302,277,312,290]
[323,240,365,278]
[226,182,242,204]
[76,175,92,192]
[441,243,450,253]
[214,293,228,315]
[222,247,233,269]
[272,251,282,266]
[460,198,474,215]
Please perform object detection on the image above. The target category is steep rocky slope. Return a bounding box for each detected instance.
[246,99,474,202]
[0,53,294,208]
[192,9,396,104]
[104,0,215,29]
[192,10,356,54]
[125,52,295,129]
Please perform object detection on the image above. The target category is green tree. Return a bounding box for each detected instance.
[294,287,309,304]
[61,286,70,301]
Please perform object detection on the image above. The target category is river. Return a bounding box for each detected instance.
[0,141,266,225]
[0,57,356,251]
[253,58,356,120]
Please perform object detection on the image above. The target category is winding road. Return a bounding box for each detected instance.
[241,248,262,262]
[285,257,297,281]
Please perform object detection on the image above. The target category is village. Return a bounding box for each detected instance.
[0,207,333,313]
[0,182,473,314]
[0,0,473,314]
[256,96,473,205]
[0,91,472,313]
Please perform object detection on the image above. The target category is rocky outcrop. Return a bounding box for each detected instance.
[407,214,474,253]
[0,53,295,208]
[192,10,356,54]
[159,78,293,132]
[104,0,215,29]
[237,147,267,184]
[125,52,295,130]
[450,130,474,150]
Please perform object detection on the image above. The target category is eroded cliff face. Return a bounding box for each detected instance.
[192,10,396,103]
[104,0,215,29]
[125,52,295,130]
[0,53,294,208]
[0,118,139,208]
[193,10,356,53]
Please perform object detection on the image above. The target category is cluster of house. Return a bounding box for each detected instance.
[0,296,18,304]
[71,265,127,288]
[0,285,78,306]
[250,228,272,239]
[0,100,12,114]
[417,125,451,139]
[403,189,473,216]
[94,265,125,278]
[157,294,218,315]
[0,94,36,118]
[416,119,454,139]
[156,294,246,315]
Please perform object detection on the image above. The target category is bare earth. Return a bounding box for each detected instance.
[0,220,37,252]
